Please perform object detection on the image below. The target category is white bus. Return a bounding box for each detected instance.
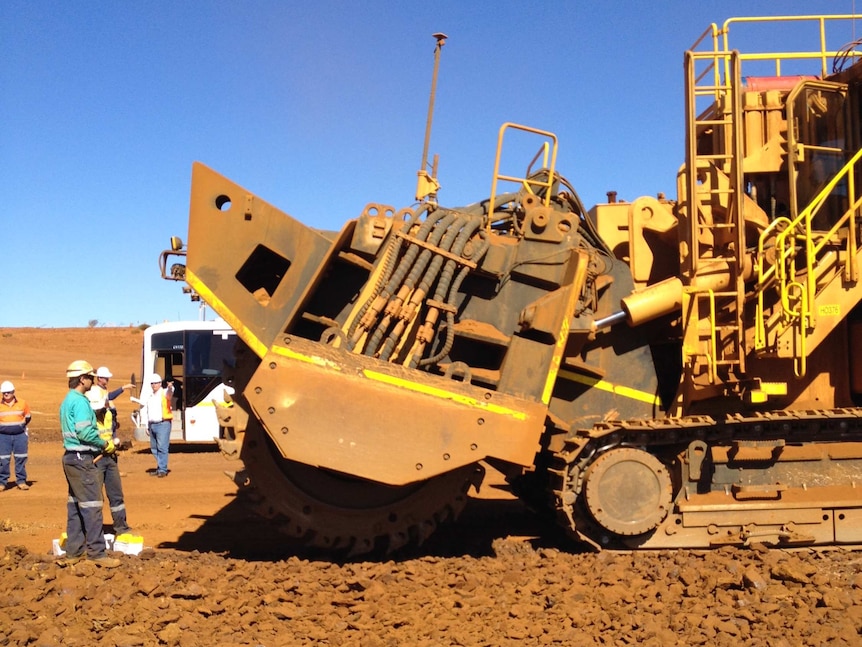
[132,319,236,443]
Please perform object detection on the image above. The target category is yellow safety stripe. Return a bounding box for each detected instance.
[363,369,527,420]
[269,342,527,420]
[271,344,343,370]
[541,316,569,405]
[557,369,661,406]
[541,252,589,406]
[186,269,267,358]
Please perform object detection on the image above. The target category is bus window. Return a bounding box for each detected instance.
[184,330,235,408]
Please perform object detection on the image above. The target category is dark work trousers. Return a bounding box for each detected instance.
[62,452,107,559]
[0,431,28,486]
[96,453,130,534]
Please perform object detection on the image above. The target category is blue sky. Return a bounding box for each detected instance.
[2,0,860,327]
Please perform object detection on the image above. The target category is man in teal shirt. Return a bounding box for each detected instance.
[59,360,120,567]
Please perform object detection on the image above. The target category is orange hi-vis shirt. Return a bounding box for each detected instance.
[0,397,31,435]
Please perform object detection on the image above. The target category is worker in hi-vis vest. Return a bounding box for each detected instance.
[132,374,173,478]
[86,391,130,535]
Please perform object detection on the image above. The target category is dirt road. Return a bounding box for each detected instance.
[0,440,252,557]
[3,328,862,645]
[3,440,862,647]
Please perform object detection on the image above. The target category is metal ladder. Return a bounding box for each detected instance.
[681,44,747,384]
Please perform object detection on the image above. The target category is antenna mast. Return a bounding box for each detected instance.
[416,32,447,204]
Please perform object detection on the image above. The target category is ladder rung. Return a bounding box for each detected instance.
[697,188,735,195]
[693,292,741,299]
[696,222,739,229]
[703,290,741,297]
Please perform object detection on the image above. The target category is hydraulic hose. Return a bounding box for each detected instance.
[379,213,466,361]
[418,228,490,367]
[347,205,427,349]
[375,213,458,360]
[364,211,454,357]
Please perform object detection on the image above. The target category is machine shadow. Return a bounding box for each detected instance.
[158,486,580,563]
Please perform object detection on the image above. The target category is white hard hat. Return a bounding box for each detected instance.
[95,366,113,378]
[66,360,95,378]
[148,373,162,384]
[0,381,14,393]
[86,391,106,410]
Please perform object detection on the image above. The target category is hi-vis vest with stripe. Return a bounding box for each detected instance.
[160,392,173,421]
[96,409,113,441]
[0,398,30,435]
[147,389,173,422]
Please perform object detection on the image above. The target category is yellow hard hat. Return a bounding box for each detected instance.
[66,360,95,378]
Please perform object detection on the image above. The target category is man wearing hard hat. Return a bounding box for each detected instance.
[59,360,120,567]
[138,374,173,478]
[86,366,134,437]
[0,380,31,491]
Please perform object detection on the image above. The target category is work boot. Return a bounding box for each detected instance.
[17,482,29,490]
[59,554,84,566]
[91,556,121,568]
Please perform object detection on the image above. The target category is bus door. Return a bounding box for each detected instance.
[180,327,236,441]
[146,327,236,441]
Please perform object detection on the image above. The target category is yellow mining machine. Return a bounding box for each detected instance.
[162,16,862,553]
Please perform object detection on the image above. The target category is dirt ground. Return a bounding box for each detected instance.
[2,327,862,646]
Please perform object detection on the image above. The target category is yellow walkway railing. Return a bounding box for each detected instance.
[683,14,862,383]
[755,147,862,376]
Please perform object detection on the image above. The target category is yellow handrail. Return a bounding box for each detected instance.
[723,15,861,78]
[755,147,862,363]
[487,123,558,229]
[687,15,862,103]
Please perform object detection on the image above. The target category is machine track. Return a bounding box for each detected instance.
[550,408,862,550]
[238,417,485,556]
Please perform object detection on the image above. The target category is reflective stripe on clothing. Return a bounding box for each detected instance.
[60,390,105,452]
[0,431,27,484]
[62,452,106,559]
[96,449,129,533]
[0,398,30,434]
[69,497,104,509]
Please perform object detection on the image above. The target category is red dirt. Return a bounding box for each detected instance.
[1,327,862,645]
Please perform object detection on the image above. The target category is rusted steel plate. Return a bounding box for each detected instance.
[245,335,547,485]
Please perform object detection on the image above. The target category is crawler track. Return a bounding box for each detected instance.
[550,408,862,550]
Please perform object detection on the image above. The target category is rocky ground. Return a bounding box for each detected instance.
[1,327,862,645]
[2,541,862,646]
